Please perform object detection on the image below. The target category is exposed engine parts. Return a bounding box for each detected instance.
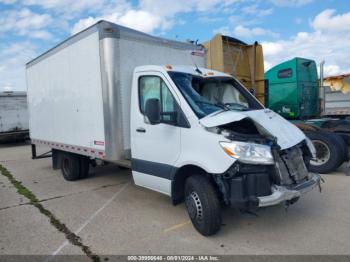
[214,141,314,211]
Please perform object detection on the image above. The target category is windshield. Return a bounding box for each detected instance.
[168,71,263,118]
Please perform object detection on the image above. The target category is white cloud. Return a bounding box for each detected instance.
[324,64,341,76]
[311,9,350,32]
[71,0,241,35]
[213,2,278,39]
[269,0,313,7]
[233,25,279,38]
[31,30,53,40]
[0,8,52,39]
[262,9,350,76]
[214,26,230,36]
[242,4,273,17]
[262,42,284,56]
[118,10,166,32]
[22,0,109,17]
[0,42,37,91]
[71,10,166,35]
[70,17,98,35]
[139,0,239,15]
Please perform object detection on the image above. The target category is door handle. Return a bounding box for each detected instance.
[136,127,146,133]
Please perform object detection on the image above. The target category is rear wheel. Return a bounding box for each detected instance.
[307,131,345,173]
[61,153,80,181]
[185,175,221,236]
[79,156,90,179]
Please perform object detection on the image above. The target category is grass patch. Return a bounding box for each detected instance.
[0,164,100,262]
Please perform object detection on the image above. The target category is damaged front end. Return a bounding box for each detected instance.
[210,117,322,211]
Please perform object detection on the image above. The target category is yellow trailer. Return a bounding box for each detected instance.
[323,73,350,116]
[203,34,266,104]
[324,73,350,94]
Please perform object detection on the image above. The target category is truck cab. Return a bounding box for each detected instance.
[131,65,321,236]
[265,57,319,120]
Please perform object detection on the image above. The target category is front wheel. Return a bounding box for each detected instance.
[185,175,222,236]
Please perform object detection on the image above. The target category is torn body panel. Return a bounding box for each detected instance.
[200,109,305,150]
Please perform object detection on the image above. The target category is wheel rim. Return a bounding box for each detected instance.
[62,158,70,174]
[310,140,331,166]
[186,191,203,221]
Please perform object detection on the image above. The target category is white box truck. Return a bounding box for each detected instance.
[27,21,321,236]
[0,91,29,142]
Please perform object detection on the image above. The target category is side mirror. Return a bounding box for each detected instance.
[145,98,161,124]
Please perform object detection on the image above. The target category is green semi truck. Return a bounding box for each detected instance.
[265,57,350,173]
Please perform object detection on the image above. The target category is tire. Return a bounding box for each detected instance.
[307,131,345,173]
[60,152,80,181]
[185,175,221,236]
[79,156,90,179]
[333,133,348,162]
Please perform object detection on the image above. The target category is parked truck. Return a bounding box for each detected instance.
[265,58,350,173]
[0,91,29,142]
[27,21,321,236]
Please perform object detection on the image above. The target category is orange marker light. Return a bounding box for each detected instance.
[223,147,235,157]
[207,72,214,76]
[165,64,173,70]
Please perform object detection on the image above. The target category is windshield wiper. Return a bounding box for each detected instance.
[195,100,220,108]
[214,101,230,111]
[212,97,230,111]
[195,100,231,112]
[224,102,250,111]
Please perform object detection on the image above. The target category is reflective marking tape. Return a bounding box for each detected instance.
[31,139,105,158]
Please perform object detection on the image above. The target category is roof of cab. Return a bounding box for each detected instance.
[134,65,232,78]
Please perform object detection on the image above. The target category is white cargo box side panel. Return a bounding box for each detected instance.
[117,38,206,151]
[27,31,105,154]
[0,94,29,133]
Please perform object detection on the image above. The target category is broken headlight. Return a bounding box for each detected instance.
[220,141,274,165]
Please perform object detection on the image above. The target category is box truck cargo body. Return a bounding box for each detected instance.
[27,21,321,236]
[0,91,29,142]
[27,21,205,162]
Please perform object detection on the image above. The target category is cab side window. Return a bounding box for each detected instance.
[278,68,293,78]
[139,76,178,124]
[139,76,162,112]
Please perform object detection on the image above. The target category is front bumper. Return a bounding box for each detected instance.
[258,173,321,207]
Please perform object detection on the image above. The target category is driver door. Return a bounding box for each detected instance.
[131,72,182,195]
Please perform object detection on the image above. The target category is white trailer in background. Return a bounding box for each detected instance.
[26,20,321,236]
[0,91,29,142]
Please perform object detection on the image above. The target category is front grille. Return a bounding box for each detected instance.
[273,145,309,186]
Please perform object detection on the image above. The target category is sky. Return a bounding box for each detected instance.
[0,0,349,91]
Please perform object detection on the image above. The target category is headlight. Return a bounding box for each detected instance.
[219,141,274,165]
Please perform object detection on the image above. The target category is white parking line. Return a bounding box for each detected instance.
[46,182,130,260]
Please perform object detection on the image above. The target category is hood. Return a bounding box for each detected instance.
[200,109,306,150]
